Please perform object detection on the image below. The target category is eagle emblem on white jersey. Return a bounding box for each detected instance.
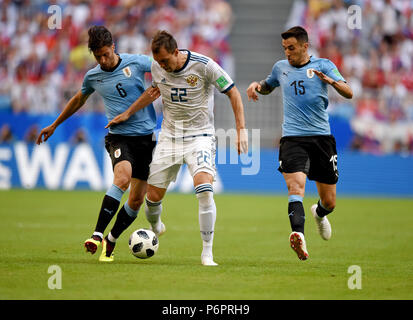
[122,66,132,78]
[186,74,199,87]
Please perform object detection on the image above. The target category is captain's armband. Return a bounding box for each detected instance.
[257,80,275,95]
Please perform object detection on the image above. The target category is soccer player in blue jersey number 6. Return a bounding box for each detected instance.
[36,26,160,262]
[247,26,353,261]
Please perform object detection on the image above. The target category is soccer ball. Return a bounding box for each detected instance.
[129,229,159,259]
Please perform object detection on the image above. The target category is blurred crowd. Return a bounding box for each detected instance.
[287,0,413,154]
[0,0,234,116]
[3,0,413,155]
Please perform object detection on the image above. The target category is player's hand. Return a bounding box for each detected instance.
[148,86,161,99]
[237,128,248,154]
[105,112,129,128]
[246,82,261,102]
[36,125,56,145]
[313,70,334,85]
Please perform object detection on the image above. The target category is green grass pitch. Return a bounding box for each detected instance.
[0,190,412,300]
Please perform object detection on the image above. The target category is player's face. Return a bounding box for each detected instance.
[153,47,179,72]
[282,37,308,67]
[93,44,117,70]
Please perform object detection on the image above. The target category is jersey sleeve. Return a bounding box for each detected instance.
[150,63,159,88]
[135,54,153,73]
[81,72,95,95]
[322,59,346,82]
[205,59,234,94]
[264,62,280,88]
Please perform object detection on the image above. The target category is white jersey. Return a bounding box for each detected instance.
[151,50,234,138]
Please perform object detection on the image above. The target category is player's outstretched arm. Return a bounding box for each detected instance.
[225,86,248,154]
[313,70,353,99]
[105,86,160,128]
[247,80,275,102]
[36,90,90,145]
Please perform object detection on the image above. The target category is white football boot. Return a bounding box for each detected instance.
[201,255,218,266]
[311,204,332,240]
[149,222,166,237]
[289,232,309,261]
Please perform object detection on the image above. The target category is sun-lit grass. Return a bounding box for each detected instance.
[0,190,412,299]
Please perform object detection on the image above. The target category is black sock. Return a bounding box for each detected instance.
[316,200,333,218]
[288,201,306,234]
[94,195,120,234]
[110,205,137,239]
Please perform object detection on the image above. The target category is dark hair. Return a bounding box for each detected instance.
[88,26,113,52]
[151,30,178,54]
[281,26,308,43]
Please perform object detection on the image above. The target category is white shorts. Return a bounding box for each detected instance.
[148,133,216,189]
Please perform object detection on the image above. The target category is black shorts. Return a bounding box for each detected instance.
[104,133,156,181]
[278,135,338,184]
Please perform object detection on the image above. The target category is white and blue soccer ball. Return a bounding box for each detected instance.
[129,229,159,259]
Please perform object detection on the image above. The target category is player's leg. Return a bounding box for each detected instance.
[278,137,311,260]
[145,184,167,236]
[308,136,338,240]
[144,135,181,236]
[186,135,218,266]
[99,133,158,261]
[84,160,130,254]
[282,172,309,260]
[283,172,307,234]
[310,182,335,240]
[96,161,132,261]
[99,178,147,262]
[193,171,217,266]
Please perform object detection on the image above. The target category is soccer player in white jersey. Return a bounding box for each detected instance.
[107,30,248,266]
[247,26,353,261]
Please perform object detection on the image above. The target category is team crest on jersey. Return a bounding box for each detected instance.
[122,66,132,78]
[186,74,199,87]
[306,68,314,79]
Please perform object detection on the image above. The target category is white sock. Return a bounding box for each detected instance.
[92,232,103,240]
[107,232,117,243]
[145,197,163,233]
[195,184,216,257]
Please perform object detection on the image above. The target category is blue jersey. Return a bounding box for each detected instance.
[81,53,156,136]
[265,56,345,137]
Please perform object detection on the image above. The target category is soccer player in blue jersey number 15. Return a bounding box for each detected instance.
[36,26,160,262]
[247,26,353,261]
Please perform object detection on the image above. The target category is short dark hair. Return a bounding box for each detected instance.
[281,26,308,43]
[151,30,178,54]
[88,26,113,52]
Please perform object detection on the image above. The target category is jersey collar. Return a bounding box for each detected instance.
[292,55,312,69]
[100,54,122,72]
[174,50,191,73]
